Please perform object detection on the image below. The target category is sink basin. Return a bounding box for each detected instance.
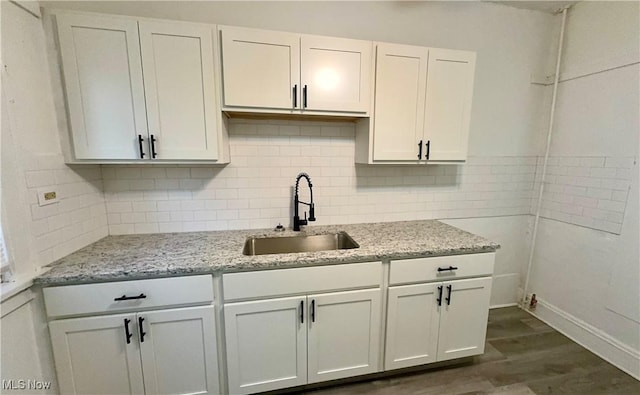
[242,232,359,256]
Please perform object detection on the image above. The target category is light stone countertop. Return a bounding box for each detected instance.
[34,220,500,286]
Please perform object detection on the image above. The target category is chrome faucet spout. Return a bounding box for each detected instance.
[293,172,316,231]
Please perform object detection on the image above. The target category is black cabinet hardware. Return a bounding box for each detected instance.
[446,284,452,305]
[418,140,423,159]
[437,285,443,306]
[300,300,304,324]
[437,266,458,272]
[311,299,316,322]
[114,293,147,301]
[138,135,146,159]
[138,317,146,343]
[303,85,308,108]
[293,85,297,108]
[124,318,133,344]
[150,134,157,158]
[425,140,431,160]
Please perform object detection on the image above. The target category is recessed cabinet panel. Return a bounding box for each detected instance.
[307,288,381,383]
[373,43,428,161]
[139,306,219,395]
[220,26,299,110]
[49,313,145,395]
[437,277,492,361]
[423,49,476,161]
[385,283,440,370]
[139,21,219,160]
[301,36,371,112]
[224,296,307,394]
[56,14,146,159]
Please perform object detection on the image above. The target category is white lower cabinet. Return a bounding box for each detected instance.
[50,305,219,395]
[224,289,382,394]
[385,276,492,370]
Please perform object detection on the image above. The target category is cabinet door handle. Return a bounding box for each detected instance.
[303,85,308,108]
[300,300,304,324]
[437,286,443,306]
[138,317,146,343]
[311,299,315,322]
[437,266,458,272]
[446,284,452,306]
[426,140,431,160]
[418,140,423,159]
[114,293,147,301]
[150,134,157,159]
[124,318,133,344]
[138,135,146,159]
[293,85,297,108]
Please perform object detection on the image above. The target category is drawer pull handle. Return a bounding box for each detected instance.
[437,266,458,272]
[311,299,316,322]
[114,293,147,301]
[138,317,146,343]
[437,285,443,306]
[446,284,452,306]
[124,318,133,344]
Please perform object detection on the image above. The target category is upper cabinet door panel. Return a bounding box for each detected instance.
[423,48,476,161]
[373,43,428,161]
[56,13,147,159]
[139,21,219,160]
[301,35,372,113]
[220,26,299,110]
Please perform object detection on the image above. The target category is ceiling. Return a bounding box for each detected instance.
[488,1,578,14]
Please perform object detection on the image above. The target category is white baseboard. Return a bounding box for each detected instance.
[528,298,640,381]
[490,302,518,309]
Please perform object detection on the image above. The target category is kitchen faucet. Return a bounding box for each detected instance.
[293,172,316,231]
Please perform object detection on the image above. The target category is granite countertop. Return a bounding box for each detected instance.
[35,220,500,286]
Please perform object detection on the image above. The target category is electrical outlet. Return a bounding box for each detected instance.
[37,189,59,206]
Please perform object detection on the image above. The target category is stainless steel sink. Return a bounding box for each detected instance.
[242,232,359,256]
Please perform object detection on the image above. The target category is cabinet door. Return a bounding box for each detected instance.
[56,13,147,160]
[385,283,440,370]
[220,26,299,110]
[49,313,144,395]
[307,288,381,384]
[423,48,476,161]
[437,277,492,362]
[139,21,219,160]
[139,306,219,395]
[300,35,372,113]
[372,43,428,161]
[224,296,307,394]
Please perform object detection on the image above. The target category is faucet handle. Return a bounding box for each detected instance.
[308,203,316,222]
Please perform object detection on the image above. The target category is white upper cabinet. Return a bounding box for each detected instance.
[138,21,220,161]
[372,43,428,161]
[356,43,476,164]
[220,26,299,109]
[55,12,228,163]
[301,35,372,112]
[423,49,476,162]
[56,13,147,160]
[219,26,372,115]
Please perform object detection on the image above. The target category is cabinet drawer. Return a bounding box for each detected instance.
[223,262,382,301]
[43,275,213,318]
[389,253,494,285]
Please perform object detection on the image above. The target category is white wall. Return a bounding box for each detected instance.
[1,1,108,280]
[527,1,640,379]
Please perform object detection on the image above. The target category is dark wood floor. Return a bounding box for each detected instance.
[305,307,640,395]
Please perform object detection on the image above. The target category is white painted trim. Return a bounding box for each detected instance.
[1,288,35,318]
[9,0,40,18]
[490,302,518,309]
[528,299,640,380]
